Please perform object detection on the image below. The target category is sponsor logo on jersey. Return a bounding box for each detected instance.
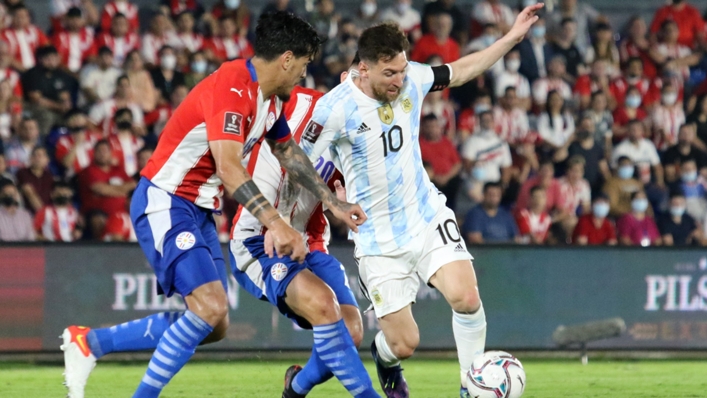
[223,112,243,135]
[371,288,383,306]
[265,112,276,130]
[401,96,413,113]
[175,231,196,250]
[377,104,394,124]
[356,123,371,134]
[271,263,288,281]
[303,120,324,143]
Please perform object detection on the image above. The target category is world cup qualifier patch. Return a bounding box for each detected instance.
[223,112,243,135]
[302,120,323,143]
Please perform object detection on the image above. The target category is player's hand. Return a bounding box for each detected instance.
[508,3,543,44]
[266,220,307,263]
[329,200,367,233]
[333,180,347,202]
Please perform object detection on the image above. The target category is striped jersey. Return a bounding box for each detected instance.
[141,59,291,210]
[302,62,446,255]
[231,86,335,253]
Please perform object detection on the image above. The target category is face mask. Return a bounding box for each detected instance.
[531,25,546,39]
[593,202,610,218]
[523,0,537,6]
[395,3,410,13]
[53,196,71,206]
[681,171,698,183]
[618,165,634,180]
[662,93,678,106]
[361,3,377,17]
[224,0,240,9]
[472,167,486,181]
[191,60,207,74]
[474,103,490,114]
[670,206,686,218]
[161,54,177,70]
[625,94,642,109]
[116,120,132,131]
[481,34,496,47]
[505,59,521,73]
[0,196,17,207]
[632,198,649,213]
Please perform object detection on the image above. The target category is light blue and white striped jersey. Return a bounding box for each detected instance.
[302,62,444,256]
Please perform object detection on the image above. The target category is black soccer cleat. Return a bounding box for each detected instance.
[282,364,306,398]
[371,341,409,398]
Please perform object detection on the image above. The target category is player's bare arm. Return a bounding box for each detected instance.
[210,139,307,262]
[268,137,367,232]
[449,3,543,87]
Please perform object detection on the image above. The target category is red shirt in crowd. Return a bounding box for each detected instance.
[1,25,50,70]
[420,136,460,176]
[100,1,140,33]
[0,67,23,98]
[515,177,562,213]
[78,163,132,216]
[617,213,661,246]
[650,3,704,48]
[53,27,96,73]
[34,205,80,242]
[410,34,460,64]
[55,131,102,177]
[103,210,135,241]
[573,214,617,245]
[612,107,647,128]
[609,76,651,108]
[515,208,551,244]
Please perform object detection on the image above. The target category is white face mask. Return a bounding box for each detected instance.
[361,3,377,17]
[161,54,177,70]
[506,59,520,73]
[224,0,241,9]
[395,2,410,14]
[662,92,678,106]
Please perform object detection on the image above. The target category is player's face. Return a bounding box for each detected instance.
[364,52,407,103]
[277,54,310,101]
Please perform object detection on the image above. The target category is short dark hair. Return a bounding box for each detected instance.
[158,45,174,56]
[530,185,546,196]
[36,45,58,59]
[669,189,686,200]
[422,113,437,123]
[561,17,576,26]
[630,191,645,201]
[66,7,82,18]
[94,139,110,151]
[31,145,46,156]
[116,75,129,85]
[113,12,127,20]
[114,107,133,121]
[617,155,632,164]
[483,181,502,193]
[98,45,113,56]
[10,4,27,15]
[64,108,86,122]
[52,180,72,191]
[254,11,321,61]
[358,23,410,63]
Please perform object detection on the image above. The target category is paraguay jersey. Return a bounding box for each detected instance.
[231,86,335,253]
[302,62,447,256]
[141,59,290,210]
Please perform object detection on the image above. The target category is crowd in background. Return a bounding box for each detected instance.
[0,0,706,247]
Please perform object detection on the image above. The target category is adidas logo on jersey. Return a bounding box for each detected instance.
[356,123,371,134]
[454,243,465,253]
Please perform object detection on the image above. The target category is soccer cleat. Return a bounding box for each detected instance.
[60,325,97,398]
[460,386,471,398]
[371,341,409,398]
[282,364,306,398]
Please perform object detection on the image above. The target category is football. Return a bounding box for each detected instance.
[466,351,526,398]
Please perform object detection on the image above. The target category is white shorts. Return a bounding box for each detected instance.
[356,206,473,317]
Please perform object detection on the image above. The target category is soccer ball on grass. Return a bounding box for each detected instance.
[466,351,526,398]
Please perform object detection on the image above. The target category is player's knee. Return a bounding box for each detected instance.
[389,332,419,360]
[198,291,229,326]
[448,288,481,314]
[307,289,341,325]
[346,320,364,347]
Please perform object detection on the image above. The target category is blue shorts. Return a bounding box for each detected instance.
[230,236,357,329]
[131,178,228,298]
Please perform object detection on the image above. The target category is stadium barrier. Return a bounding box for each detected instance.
[1,244,707,352]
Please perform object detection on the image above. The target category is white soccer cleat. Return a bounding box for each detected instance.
[61,325,97,398]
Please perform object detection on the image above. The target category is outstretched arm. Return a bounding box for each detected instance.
[449,4,543,88]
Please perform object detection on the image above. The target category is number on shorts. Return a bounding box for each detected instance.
[436,219,461,245]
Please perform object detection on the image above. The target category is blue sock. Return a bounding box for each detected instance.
[132,310,213,398]
[292,346,333,395]
[87,312,183,359]
[312,320,378,398]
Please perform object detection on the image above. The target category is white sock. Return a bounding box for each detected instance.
[453,304,487,388]
[374,331,400,367]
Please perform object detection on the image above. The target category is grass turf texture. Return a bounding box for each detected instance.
[1,359,706,397]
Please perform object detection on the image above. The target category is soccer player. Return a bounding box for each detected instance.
[301,5,543,398]
[61,12,366,398]
[231,79,378,398]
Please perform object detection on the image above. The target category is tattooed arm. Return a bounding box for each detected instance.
[268,137,367,232]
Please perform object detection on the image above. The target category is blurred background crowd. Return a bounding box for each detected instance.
[1,0,707,247]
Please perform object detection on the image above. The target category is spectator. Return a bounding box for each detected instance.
[472,0,515,35]
[651,82,686,151]
[603,156,644,218]
[568,115,611,192]
[515,159,563,212]
[422,0,467,46]
[84,209,107,240]
[5,118,40,174]
[688,95,707,151]
[531,55,572,109]
[620,16,657,79]
[379,0,421,43]
[78,139,136,217]
[617,190,662,246]
[651,20,699,82]
[80,46,122,104]
[173,11,204,54]
[494,49,531,111]
[583,23,619,77]
[670,158,707,221]
[260,0,295,17]
[456,92,492,140]
[89,75,144,136]
[141,13,178,66]
[55,109,101,177]
[537,90,575,159]
[662,123,707,182]
[22,46,76,136]
[321,19,358,80]
[572,193,617,245]
[547,0,600,54]
[210,0,252,34]
[461,110,512,203]
[515,185,551,244]
[15,146,54,214]
[645,60,685,109]
[52,7,95,74]
[574,59,611,110]
[613,120,665,187]
[558,155,592,217]
[421,55,456,140]
[0,181,34,241]
[149,46,186,106]
[124,50,158,113]
[420,114,461,210]
[0,4,50,71]
[108,108,144,177]
[650,0,704,49]
[516,13,550,83]
[0,41,23,100]
[34,180,81,242]
[95,12,140,67]
[50,0,99,33]
[583,91,613,150]
[184,51,209,89]
[103,190,135,241]
[411,12,459,65]
[659,190,701,246]
[307,0,339,41]
[0,80,21,141]
[0,153,12,184]
[612,86,648,141]
[464,23,501,60]
[204,17,253,64]
[493,86,531,146]
[100,0,139,33]
[134,146,153,180]
[548,18,583,80]
[464,182,519,244]
[145,84,188,142]
[609,57,651,109]
[160,0,205,19]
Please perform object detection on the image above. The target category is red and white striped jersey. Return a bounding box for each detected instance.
[34,205,79,242]
[103,211,136,241]
[1,26,50,69]
[558,177,591,214]
[55,130,102,177]
[651,104,686,151]
[53,27,96,73]
[89,98,144,136]
[171,32,204,53]
[231,86,334,253]
[609,75,651,108]
[653,43,692,80]
[515,208,551,244]
[204,36,253,62]
[141,32,178,65]
[95,32,140,67]
[492,106,530,145]
[109,133,144,177]
[531,77,572,105]
[0,67,23,98]
[100,1,139,33]
[141,59,291,210]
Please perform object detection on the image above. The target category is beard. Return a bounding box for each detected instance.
[277,93,291,102]
[372,84,401,103]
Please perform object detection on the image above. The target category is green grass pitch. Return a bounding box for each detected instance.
[1,358,706,397]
